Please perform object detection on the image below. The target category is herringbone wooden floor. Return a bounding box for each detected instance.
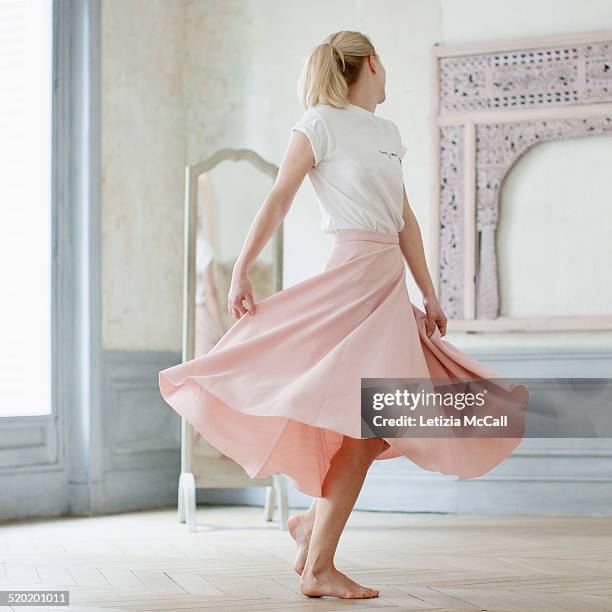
[0,505,611,611]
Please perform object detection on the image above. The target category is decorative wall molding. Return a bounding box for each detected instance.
[439,125,465,319]
[103,351,181,474]
[433,31,612,330]
[7,344,609,520]
[476,116,612,318]
[439,40,612,114]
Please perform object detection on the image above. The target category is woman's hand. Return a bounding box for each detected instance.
[423,292,447,338]
[228,266,256,320]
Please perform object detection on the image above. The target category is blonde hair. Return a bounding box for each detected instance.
[298,31,377,109]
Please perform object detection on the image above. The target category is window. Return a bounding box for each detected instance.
[0,0,53,416]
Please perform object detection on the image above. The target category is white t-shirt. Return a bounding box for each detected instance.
[291,102,407,234]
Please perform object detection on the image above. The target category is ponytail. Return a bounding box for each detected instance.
[297,31,376,109]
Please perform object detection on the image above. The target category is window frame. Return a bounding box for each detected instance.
[0,0,102,508]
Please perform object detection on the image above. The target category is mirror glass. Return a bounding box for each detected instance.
[193,157,280,358]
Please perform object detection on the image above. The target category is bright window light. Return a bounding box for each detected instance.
[0,0,53,416]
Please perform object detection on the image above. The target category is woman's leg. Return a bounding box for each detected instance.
[289,439,390,575]
[299,436,388,599]
[287,498,317,575]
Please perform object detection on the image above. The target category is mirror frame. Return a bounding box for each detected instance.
[182,148,281,362]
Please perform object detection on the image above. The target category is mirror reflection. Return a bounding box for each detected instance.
[192,156,280,358]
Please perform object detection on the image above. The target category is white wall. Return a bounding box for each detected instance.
[498,137,612,319]
[101,0,186,351]
[99,0,612,515]
[185,0,443,295]
[440,0,612,43]
[101,0,442,351]
[101,0,612,353]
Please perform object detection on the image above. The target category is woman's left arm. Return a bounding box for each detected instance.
[398,184,448,338]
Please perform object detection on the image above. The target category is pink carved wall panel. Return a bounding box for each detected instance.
[437,39,612,319]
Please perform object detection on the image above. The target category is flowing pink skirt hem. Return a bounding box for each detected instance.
[159,229,528,498]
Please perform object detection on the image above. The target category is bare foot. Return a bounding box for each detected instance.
[299,566,379,599]
[287,513,313,575]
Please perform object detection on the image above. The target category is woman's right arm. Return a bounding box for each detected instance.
[227,130,315,320]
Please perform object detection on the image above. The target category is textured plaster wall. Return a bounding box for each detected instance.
[101,0,612,353]
[101,0,186,351]
[101,0,440,351]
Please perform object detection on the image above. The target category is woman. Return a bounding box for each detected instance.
[159,30,526,600]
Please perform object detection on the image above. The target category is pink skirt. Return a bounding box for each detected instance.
[159,229,527,498]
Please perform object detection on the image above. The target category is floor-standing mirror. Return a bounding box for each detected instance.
[178,148,288,531]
